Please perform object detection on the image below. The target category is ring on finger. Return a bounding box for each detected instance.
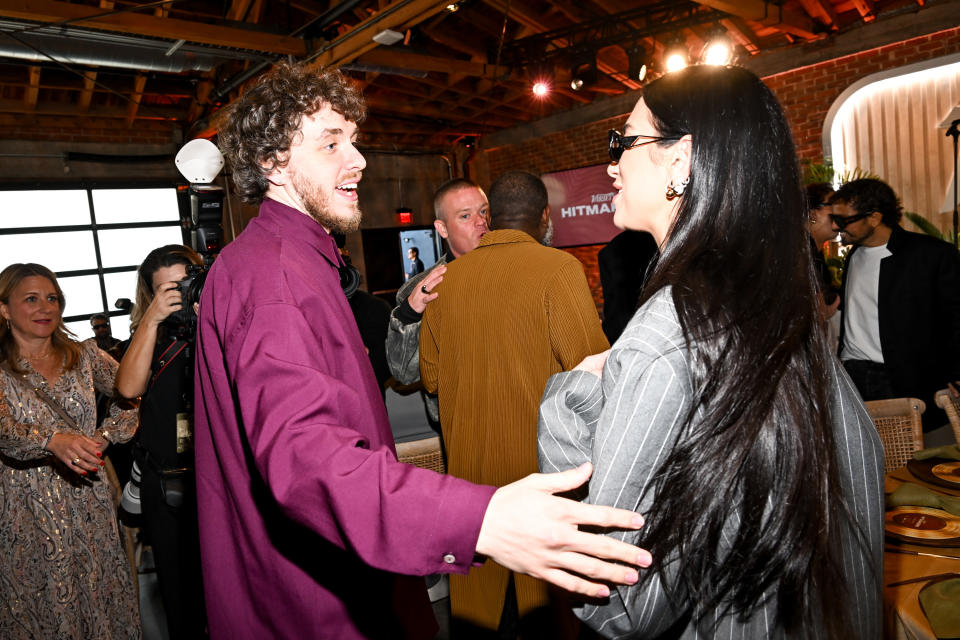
[72,457,81,465]
[421,285,429,294]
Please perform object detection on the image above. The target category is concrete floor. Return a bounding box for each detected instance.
[137,545,169,640]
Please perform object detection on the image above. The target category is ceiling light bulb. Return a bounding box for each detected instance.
[665,53,688,73]
[702,26,734,66]
[532,81,550,97]
[703,42,731,65]
[570,78,584,91]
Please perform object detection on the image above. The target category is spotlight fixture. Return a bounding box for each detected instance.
[445,2,460,11]
[528,58,552,98]
[626,44,647,83]
[663,36,689,73]
[701,25,734,66]
[569,53,597,91]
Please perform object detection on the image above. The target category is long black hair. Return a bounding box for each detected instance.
[636,66,856,636]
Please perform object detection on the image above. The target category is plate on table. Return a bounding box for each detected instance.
[907,459,960,491]
[886,507,960,547]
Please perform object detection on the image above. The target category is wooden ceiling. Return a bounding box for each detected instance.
[0,0,938,151]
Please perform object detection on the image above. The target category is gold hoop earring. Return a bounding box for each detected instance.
[666,176,689,200]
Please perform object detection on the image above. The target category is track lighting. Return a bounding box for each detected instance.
[663,36,689,73]
[570,53,597,91]
[702,25,734,66]
[626,45,648,83]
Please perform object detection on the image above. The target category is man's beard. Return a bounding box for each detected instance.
[541,218,555,246]
[292,170,362,234]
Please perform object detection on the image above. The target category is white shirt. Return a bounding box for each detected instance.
[841,243,891,363]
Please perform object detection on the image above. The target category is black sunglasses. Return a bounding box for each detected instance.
[608,129,681,162]
[92,323,109,330]
[829,212,872,229]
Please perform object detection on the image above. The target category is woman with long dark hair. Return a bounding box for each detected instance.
[0,263,140,638]
[538,65,884,638]
[116,244,207,638]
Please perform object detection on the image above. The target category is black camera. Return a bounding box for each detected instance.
[163,264,208,331]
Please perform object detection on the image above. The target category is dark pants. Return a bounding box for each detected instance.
[842,359,896,402]
[141,464,208,639]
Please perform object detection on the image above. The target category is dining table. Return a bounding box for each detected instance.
[884,463,960,640]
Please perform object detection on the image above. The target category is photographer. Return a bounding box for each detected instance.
[116,244,207,638]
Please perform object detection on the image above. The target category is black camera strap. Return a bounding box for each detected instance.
[148,338,189,393]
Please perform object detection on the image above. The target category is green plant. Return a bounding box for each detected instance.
[904,211,960,247]
[802,160,879,186]
[904,211,946,240]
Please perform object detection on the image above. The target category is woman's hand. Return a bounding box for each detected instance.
[45,432,105,474]
[574,350,610,378]
[142,281,183,327]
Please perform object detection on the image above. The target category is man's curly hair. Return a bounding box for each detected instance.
[218,62,366,204]
[831,177,903,227]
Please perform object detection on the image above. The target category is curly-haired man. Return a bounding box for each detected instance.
[832,177,960,434]
[193,61,651,640]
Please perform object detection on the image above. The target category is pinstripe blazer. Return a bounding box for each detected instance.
[538,287,884,639]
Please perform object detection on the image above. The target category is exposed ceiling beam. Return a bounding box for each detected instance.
[797,0,839,29]
[693,0,819,39]
[0,99,179,120]
[483,0,641,91]
[306,0,450,69]
[851,0,877,22]
[356,48,505,78]
[78,70,95,113]
[364,93,514,129]
[188,70,215,122]
[25,65,39,109]
[125,73,146,127]
[287,0,333,17]
[721,16,761,54]
[369,78,534,122]
[226,0,256,23]
[0,0,308,55]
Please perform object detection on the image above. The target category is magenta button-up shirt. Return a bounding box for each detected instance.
[194,198,495,639]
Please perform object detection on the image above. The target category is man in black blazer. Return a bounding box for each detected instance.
[597,230,659,343]
[833,178,960,429]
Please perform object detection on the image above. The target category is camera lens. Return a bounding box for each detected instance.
[121,461,142,515]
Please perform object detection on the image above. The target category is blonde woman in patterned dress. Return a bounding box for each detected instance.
[0,263,140,639]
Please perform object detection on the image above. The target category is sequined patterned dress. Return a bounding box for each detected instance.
[0,340,141,639]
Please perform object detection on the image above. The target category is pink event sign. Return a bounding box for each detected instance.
[544,163,620,248]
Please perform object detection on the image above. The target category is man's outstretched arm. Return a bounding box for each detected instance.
[476,462,651,598]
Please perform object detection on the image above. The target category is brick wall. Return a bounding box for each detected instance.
[0,117,177,145]
[561,244,604,317]
[767,26,960,163]
[483,25,960,181]
[479,25,960,315]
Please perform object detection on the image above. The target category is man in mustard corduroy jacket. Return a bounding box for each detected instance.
[421,171,609,640]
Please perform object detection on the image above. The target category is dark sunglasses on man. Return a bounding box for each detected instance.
[608,129,682,163]
[92,322,109,330]
[829,212,873,229]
